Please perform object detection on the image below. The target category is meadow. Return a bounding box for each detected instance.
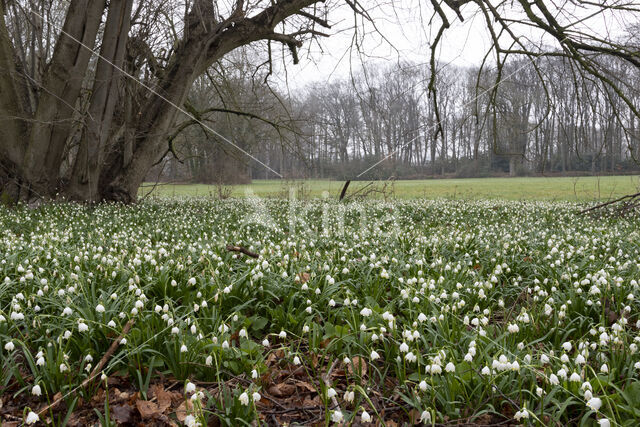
[1,197,640,426]
[140,175,640,201]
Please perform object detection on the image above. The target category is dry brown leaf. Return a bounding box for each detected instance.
[384,420,398,427]
[347,356,368,377]
[111,404,134,424]
[299,272,310,283]
[136,400,160,419]
[408,409,421,425]
[154,387,173,413]
[268,383,297,397]
[295,380,316,393]
[175,400,193,423]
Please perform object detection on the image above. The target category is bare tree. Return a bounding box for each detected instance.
[0,0,333,203]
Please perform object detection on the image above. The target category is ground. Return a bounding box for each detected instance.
[140,175,640,200]
[1,188,640,426]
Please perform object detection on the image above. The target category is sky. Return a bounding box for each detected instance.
[270,0,636,90]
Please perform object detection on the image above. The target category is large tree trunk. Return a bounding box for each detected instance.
[0,0,321,203]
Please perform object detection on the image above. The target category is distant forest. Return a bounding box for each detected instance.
[152,51,640,184]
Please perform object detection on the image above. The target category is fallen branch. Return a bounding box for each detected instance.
[339,180,351,201]
[226,244,259,258]
[38,318,136,416]
[579,191,640,215]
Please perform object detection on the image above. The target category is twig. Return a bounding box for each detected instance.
[38,318,136,415]
[322,359,339,410]
[579,191,640,214]
[226,244,259,258]
[338,180,351,201]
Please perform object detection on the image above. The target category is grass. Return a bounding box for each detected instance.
[140,175,640,201]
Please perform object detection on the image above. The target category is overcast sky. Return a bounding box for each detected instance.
[270,0,635,90]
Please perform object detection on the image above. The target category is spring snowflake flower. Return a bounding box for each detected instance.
[78,322,89,332]
[331,409,343,423]
[399,342,409,352]
[262,338,270,347]
[360,307,372,317]
[327,387,337,398]
[405,352,417,363]
[4,341,15,351]
[344,390,355,403]
[514,408,529,421]
[361,410,371,422]
[562,342,572,352]
[549,374,559,385]
[598,418,611,427]
[419,380,428,391]
[62,307,72,316]
[25,411,39,425]
[32,384,42,396]
[445,362,456,372]
[239,391,249,405]
[587,397,602,411]
[293,356,301,365]
[370,350,380,360]
[570,372,581,382]
[180,344,188,353]
[252,392,261,402]
[420,410,431,423]
[279,330,287,339]
[600,364,609,374]
[95,304,105,313]
[184,415,200,427]
[185,382,196,394]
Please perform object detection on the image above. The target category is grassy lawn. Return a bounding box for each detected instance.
[141,175,640,201]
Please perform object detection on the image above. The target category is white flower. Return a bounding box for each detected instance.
[343,390,354,403]
[95,304,105,313]
[419,380,427,391]
[562,342,572,352]
[445,362,456,373]
[252,392,261,402]
[262,338,270,347]
[575,354,586,364]
[78,322,89,332]
[184,414,200,427]
[185,381,196,394]
[360,307,372,317]
[293,356,301,365]
[25,411,39,425]
[549,374,559,385]
[481,366,491,375]
[188,277,196,286]
[405,352,416,363]
[4,341,15,351]
[279,330,287,339]
[420,410,431,423]
[514,408,529,420]
[600,364,609,374]
[399,342,409,353]
[327,387,337,398]
[598,418,611,427]
[331,409,343,423]
[120,338,127,345]
[239,391,249,405]
[361,410,371,422]
[62,307,72,316]
[32,384,42,396]
[570,372,581,382]
[370,350,380,360]
[180,344,188,353]
[587,397,602,411]
[251,369,258,379]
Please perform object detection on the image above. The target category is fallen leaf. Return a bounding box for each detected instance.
[347,356,368,377]
[408,409,422,425]
[295,380,316,393]
[268,383,296,397]
[136,400,160,419]
[299,272,310,283]
[111,404,134,424]
[175,400,193,423]
[151,385,173,413]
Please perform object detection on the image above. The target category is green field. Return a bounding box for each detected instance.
[141,175,640,201]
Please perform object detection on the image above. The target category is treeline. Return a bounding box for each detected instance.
[157,54,640,183]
